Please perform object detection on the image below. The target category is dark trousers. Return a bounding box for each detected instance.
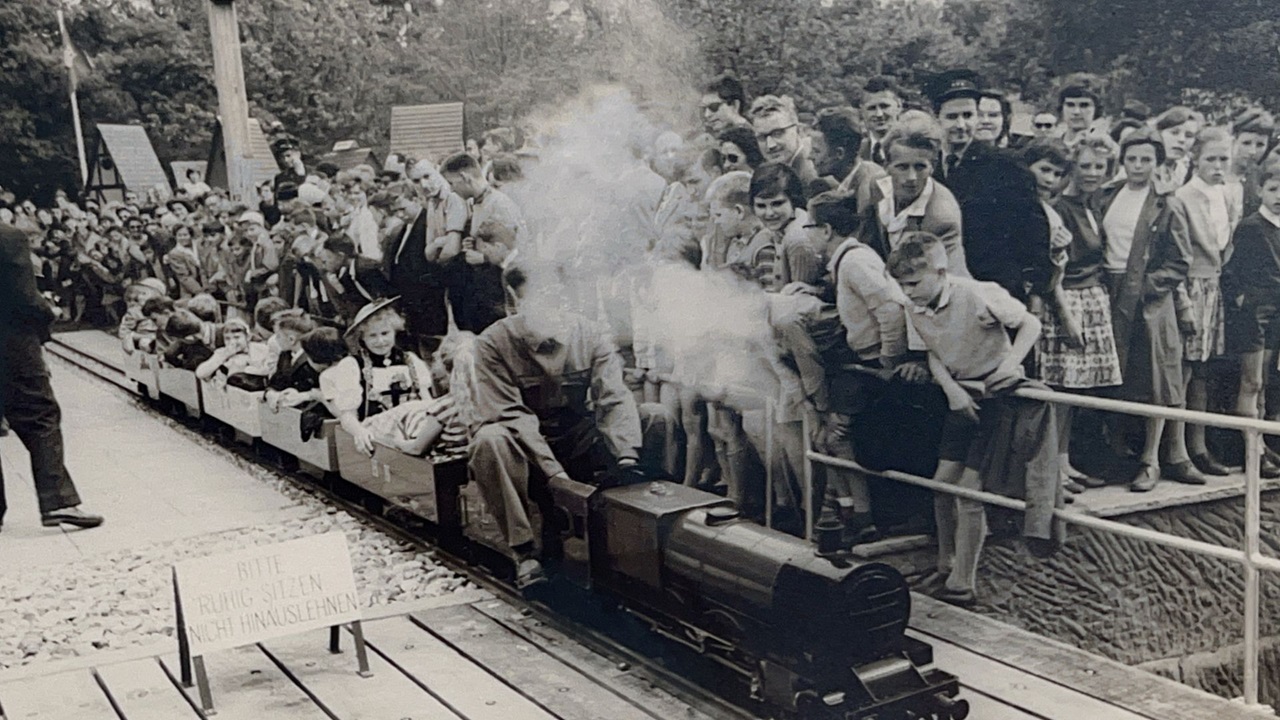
[0,333,81,521]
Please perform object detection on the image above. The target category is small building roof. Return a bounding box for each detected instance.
[321,146,379,172]
[390,102,465,164]
[88,124,171,197]
[206,117,281,190]
[171,160,208,185]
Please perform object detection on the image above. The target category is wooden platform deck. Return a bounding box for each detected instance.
[1,590,1267,720]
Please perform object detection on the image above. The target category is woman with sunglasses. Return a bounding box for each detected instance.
[717,126,763,174]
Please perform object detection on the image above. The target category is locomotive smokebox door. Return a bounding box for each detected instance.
[597,482,731,591]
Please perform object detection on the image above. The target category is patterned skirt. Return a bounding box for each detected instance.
[1037,285,1123,389]
[1182,276,1224,363]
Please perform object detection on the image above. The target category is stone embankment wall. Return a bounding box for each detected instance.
[908,492,1280,708]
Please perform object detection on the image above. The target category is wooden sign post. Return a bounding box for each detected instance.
[206,0,256,203]
[173,533,371,714]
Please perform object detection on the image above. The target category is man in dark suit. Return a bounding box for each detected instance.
[857,76,904,167]
[0,223,103,531]
[925,70,1052,303]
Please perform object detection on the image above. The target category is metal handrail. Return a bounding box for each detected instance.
[812,365,1278,709]
[653,366,1278,708]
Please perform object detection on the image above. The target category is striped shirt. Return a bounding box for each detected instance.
[422,391,468,457]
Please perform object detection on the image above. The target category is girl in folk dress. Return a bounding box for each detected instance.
[320,299,447,457]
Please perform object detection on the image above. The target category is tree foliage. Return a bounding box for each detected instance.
[1,0,1277,201]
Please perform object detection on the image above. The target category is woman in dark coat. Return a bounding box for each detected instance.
[1098,128,1198,492]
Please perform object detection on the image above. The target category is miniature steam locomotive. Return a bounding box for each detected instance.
[120,353,967,720]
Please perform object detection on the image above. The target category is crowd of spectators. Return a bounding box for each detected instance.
[7,67,1280,603]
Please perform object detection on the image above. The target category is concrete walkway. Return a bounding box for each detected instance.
[0,350,308,572]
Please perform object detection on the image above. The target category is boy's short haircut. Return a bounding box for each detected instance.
[440,152,481,175]
[807,191,862,238]
[287,207,316,226]
[749,95,799,124]
[1260,160,1280,188]
[301,327,348,365]
[488,154,523,184]
[1021,138,1075,172]
[887,231,947,279]
[186,293,220,322]
[222,317,250,339]
[883,115,944,161]
[322,232,356,258]
[705,73,746,109]
[815,106,864,157]
[274,313,316,335]
[861,76,901,101]
[166,310,203,339]
[253,297,290,329]
[749,162,806,209]
[705,170,752,208]
[141,296,176,317]
[1190,126,1233,159]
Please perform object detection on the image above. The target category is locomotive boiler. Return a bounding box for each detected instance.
[548,476,968,720]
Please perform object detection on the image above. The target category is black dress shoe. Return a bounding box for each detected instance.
[41,506,104,529]
[1163,460,1208,486]
[1190,452,1232,476]
[1262,456,1280,479]
[1078,473,1108,488]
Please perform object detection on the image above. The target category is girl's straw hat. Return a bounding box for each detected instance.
[344,296,401,338]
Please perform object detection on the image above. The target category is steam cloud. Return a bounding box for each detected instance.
[502,0,788,408]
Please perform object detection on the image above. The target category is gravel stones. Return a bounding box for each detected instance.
[0,505,466,670]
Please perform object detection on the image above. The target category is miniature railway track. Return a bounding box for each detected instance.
[46,336,759,720]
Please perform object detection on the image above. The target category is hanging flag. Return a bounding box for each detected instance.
[57,8,94,93]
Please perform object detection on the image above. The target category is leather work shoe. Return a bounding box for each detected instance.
[41,506,104,529]
[1262,456,1280,479]
[515,558,547,590]
[1129,464,1159,493]
[1163,460,1208,486]
[1190,452,1232,477]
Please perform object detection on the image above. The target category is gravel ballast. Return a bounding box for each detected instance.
[0,505,468,670]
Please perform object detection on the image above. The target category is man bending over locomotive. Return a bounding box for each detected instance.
[468,263,670,589]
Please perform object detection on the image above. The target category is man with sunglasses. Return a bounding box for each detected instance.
[700,74,751,135]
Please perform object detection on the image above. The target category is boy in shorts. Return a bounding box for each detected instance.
[888,232,1049,606]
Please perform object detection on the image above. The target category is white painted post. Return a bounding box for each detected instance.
[1243,429,1261,707]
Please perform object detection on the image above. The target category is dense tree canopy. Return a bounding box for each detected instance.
[2,0,1277,201]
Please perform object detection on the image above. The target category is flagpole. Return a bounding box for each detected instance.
[57,7,89,187]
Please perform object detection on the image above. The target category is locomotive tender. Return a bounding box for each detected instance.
[120,348,968,720]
